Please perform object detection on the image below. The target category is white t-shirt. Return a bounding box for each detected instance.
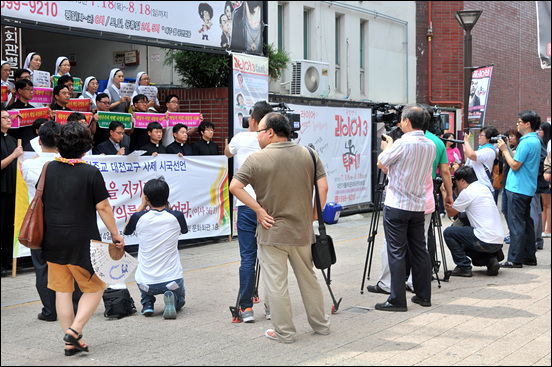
[124,209,187,285]
[465,146,496,192]
[228,131,260,206]
[21,152,58,203]
[452,181,504,244]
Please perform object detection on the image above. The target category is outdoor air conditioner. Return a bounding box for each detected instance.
[290,60,330,97]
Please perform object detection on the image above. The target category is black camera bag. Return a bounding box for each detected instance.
[103,288,137,319]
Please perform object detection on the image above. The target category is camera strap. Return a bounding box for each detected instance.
[306,146,327,239]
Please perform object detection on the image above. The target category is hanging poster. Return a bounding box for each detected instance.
[468,66,493,129]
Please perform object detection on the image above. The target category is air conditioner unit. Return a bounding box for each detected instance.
[291,60,330,97]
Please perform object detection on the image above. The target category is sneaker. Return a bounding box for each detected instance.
[141,302,154,316]
[239,307,254,323]
[163,291,177,319]
[264,304,271,320]
[451,266,472,277]
[264,329,278,341]
[504,235,510,244]
[486,258,500,276]
[542,232,551,238]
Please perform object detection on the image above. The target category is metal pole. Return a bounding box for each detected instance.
[462,29,472,132]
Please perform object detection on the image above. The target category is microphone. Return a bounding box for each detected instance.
[440,137,464,144]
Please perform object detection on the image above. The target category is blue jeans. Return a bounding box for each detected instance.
[505,189,535,263]
[443,226,503,270]
[138,278,186,310]
[237,205,258,309]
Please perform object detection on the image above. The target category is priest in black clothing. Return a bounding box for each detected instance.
[193,120,219,155]
[93,121,129,155]
[50,84,72,111]
[6,79,36,148]
[166,123,194,156]
[140,121,166,156]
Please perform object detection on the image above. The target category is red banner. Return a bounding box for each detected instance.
[11,107,49,128]
[67,98,91,112]
[55,110,92,125]
[1,85,7,102]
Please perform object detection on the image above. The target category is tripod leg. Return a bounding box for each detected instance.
[229,287,242,323]
[321,268,342,314]
[427,214,442,288]
[252,258,260,303]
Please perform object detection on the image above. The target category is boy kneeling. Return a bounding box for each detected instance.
[124,177,188,319]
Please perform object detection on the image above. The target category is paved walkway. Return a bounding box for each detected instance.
[1,212,550,365]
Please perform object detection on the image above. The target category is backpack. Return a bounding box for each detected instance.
[491,157,505,190]
[103,288,137,319]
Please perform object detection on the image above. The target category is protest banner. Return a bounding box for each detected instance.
[1,85,8,102]
[134,112,167,129]
[98,111,132,129]
[67,98,91,112]
[138,85,158,102]
[29,87,53,104]
[9,107,49,128]
[52,76,82,93]
[55,110,92,124]
[31,70,50,87]
[167,113,202,128]
[13,153,231,260]
[119,82,135,98]
[468,66,494,129]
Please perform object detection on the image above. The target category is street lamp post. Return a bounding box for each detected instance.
[455,10,482,132]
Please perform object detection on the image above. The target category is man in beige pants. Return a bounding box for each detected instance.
[229,112,330,343]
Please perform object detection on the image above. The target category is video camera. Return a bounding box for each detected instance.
[490,134,508,144]
[372,104,404,141]
[242,102,301,140]
[427,105,449,136]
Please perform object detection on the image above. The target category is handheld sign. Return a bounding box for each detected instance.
[167,112,201,128]
[55,110,92,125]
[67,98,91,112]
[97,111,133,129]
[134,112,167,129]
[29,87,53,104]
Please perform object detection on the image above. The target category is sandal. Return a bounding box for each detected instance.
[64,342,82,356]
[63,327,89,352]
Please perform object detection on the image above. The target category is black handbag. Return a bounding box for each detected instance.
[103,288,137,319]
[307,147,336,270]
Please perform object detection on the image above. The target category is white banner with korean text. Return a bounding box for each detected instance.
[288,104,373,207]
[13,154,230,259]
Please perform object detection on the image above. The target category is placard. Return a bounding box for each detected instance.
[134,112,167,129]
[31,70,50,87]
[1,85,7,102]
[52,76,83,93]
[67,98,91,112]
[55,110,92,125]
[138,85,158,102]
[119,82,135,98]
[167,113,202,128]
[97,111,133,129]
[29,87,53,104]
[9,107,49,128]
[8,110,19,128]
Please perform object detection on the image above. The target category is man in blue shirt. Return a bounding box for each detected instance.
[497,110,542,268]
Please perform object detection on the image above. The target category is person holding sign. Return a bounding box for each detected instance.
[132,72,160,112]
[93,121,129,156]
[162,94,180,146]
[103,68,130,114]
[123,177,188,319]
[79,77,99,111]
[141,122,166,156]
[1,108,24,277]
[129,94,151,153]
[193,121,219,155]
[6,79,37,148]
[23,52,42,77]
[41,121,124,356]
[50,84,72,115]
[166,124,194,156]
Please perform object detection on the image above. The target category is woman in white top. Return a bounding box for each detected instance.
[79,76,99,111]
[23,52,42,76]
[131,71,160,112]
[103,68,130,113]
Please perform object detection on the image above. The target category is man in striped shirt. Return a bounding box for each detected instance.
[375,104,436,312]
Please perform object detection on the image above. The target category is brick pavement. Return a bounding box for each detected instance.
[1,213,550,365]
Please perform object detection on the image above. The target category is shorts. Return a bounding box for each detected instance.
[47,262,105,293]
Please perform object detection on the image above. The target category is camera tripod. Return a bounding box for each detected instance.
[360,170,451,294]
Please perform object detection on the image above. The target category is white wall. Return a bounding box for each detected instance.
[268,1,416,104]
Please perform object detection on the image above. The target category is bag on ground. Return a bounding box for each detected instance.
[103,288,136,319]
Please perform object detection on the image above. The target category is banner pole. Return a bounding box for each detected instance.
[12,139,22,278]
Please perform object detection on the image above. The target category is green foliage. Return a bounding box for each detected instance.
[165,43,291,88]
[165,49,231,89]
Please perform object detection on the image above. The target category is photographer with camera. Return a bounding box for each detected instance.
[443,165,504,277]
[229,112,330,343]
[497,110,542,268]
[224,100,273,323]
[374,104,435,312]
[463,126,500,194]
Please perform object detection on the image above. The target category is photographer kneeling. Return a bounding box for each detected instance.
[443,165,505,277]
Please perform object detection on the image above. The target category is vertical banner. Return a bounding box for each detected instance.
[536,1,551,69]
[13,154,231,259]
[468,66,493,129]
[288,104,373,207]
[232,53,269,136]
[1,25,22,81]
